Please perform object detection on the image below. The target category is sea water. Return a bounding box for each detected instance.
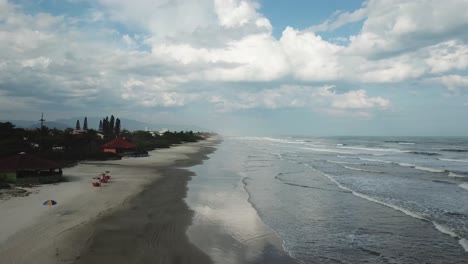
[187,137,468,263]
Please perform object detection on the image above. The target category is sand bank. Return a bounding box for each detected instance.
[0,137,219,264]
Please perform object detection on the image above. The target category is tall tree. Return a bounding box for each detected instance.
[83,117,88,130]
[75,120,81,130]
[110,115,115,132]
[115,118,121,136]
[99,120,103,131]
[103,116,109,134]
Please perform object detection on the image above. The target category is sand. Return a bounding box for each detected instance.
[0,137,220,264]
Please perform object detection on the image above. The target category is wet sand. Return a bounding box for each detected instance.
[0,138,220,264]
[75,146,218,264]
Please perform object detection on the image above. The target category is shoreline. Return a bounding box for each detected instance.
[185,140,301,264]
[0,137,220,264]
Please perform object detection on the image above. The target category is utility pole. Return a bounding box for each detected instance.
[39,113,45,129]
[39,113,45,152]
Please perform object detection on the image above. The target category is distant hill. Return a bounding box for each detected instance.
[4,117,208,132]
[28,121,71,130]
[55,117,208,132]
[0,120,36,128]
[1,120,71,130]
[56,117,149,131]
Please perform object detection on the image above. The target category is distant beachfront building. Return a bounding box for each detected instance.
[0,152,63,184]
[101,138,137,154]
[72,129,87,135]
[157,128,168,135]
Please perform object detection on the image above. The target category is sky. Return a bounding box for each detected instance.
[1,0,468,136]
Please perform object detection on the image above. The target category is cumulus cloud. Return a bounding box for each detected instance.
[428,75,468,92]
[214,0,261,28]
[280,27,343,81]
[309,6,367,32]
[95,0,216,39]
[345,0,468,58]
[1,0,467,125]
[120,77,196,107]
[425,41,468,73]
[209,85,389,117]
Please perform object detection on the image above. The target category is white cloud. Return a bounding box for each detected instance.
[355,55,427,83]
[315,86,389,109]
[429,75,468,92]
[21,57,51,69]
[122,34,138,49]
[1,0,467,124]
[209,85,390,117]
[152,33,288,81]
[120,77,195,107]
[425,41,468,73]
[96,0,215,36]
[214,0,262,28]
[309,6,367,32]
[346,0,468,57]
[280,27,343,81]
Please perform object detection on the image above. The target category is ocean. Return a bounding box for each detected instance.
[186,137,468,263]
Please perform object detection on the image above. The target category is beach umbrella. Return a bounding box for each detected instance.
[43,200,57,206]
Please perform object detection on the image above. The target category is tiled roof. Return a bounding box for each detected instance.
[101,138,137,149]
[0,153,61,171]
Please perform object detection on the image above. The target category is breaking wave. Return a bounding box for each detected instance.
[343,166,383,174]
[439,158,468,163]
[409,151,440,156]
[440,149,468,153]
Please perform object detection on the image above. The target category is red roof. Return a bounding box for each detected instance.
[101,138,137,149]
[0,153,61,171]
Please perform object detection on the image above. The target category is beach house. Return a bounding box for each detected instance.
[101,138,137,154]
[0,152,63,184]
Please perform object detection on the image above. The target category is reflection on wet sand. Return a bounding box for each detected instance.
[186,149,299,264]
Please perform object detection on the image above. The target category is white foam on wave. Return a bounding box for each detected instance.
[343,166,383,174]
[327,160,354,165]
[414,166,446,173]
[306,165,468,252]
[337,155,357,159]
[448,172,466,178]
[301,147,353,155]
[439,158,468,163]
[316,170,426,221]
[459,183,468,191]
[433,222,458,238]
[396,162,414,167]
[398,142,415,145]
[358,157,392,164]
[239,171,303,262]
[459,239,468,252]
[432,223,468,252]
[391,162,446,173]
[359,158,446,173]
[338,146,408,153]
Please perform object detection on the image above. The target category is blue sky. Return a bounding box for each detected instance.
[1,0,468,136]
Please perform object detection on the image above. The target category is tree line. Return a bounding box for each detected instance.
[75,115,122,140]
[98,115,121,137]
[0,120,211,166]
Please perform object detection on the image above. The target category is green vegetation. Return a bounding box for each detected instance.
[100,115,122,140]
[0,172,16,183]
[129,130,204,151]
[0,119,212,167]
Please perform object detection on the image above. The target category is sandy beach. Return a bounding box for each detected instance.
[0,137,220,264]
